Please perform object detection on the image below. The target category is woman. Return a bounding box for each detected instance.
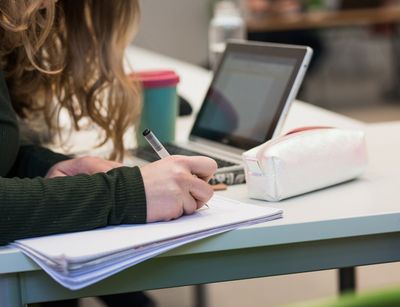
[0,0,216,306]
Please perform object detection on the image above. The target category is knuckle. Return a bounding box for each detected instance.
[209,159,218,171]
[185,202,197,215]
[197,181,214,201]
[201,157,217,172]
[172,155,191,168]
[170,155,187,165]
[177,205,184,218]
[165,186,186,219]
[171,205,184,219]
[171,169,189,184]
[205,186,214,200]
[168,185,184,202]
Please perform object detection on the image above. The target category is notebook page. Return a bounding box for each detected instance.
[14,196,282,263]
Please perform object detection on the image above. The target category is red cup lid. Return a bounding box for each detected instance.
[130,70,180,88]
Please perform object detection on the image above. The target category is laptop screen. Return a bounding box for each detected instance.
[191,42,310,150]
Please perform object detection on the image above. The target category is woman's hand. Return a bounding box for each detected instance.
[46,156,122,178]
[140,155,217,222]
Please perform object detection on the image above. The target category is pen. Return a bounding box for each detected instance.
[142,128,209,208]
[142,128,170,159]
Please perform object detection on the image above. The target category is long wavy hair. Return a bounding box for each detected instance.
[0,0,141,160]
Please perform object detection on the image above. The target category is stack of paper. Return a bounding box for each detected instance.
[13,196,282,290]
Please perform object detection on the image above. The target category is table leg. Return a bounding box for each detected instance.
[0,273,23,307]
[194,284,207,307]
[338,267,356,294]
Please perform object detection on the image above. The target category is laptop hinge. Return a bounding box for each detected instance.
[188,136,244,158]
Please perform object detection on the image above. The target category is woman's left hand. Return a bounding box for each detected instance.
[45,156,123,178]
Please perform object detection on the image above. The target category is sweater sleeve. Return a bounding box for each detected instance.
[0,70,20,176]
[0,71,147,246]
[0,166,147,246]
[0,68,71,178]
[7,145,71,178]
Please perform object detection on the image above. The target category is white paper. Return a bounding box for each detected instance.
[13,195,282,290]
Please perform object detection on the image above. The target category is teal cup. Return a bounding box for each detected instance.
[133,70,180,147]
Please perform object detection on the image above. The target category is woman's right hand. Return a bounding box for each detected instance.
[140,155,217,222]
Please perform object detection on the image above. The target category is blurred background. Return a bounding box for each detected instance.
[134,0,400,123]
[84,0,400,306]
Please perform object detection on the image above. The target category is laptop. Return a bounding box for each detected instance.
[132,41,313,184]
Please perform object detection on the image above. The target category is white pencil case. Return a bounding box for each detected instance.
[242,127,368,201]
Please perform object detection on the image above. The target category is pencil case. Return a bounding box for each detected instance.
[242,127,368,201]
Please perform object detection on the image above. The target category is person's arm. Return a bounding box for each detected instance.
[0,154,216,245]
[0,69,72,178]
[0,70,20,176]
[7,145,71,178]
[0,70,145,245]
[0,70,216,246]
[0,166,147,246]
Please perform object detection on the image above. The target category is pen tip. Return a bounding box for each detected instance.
[142,129,150,136]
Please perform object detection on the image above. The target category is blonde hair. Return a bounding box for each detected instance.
[0,0,141,160]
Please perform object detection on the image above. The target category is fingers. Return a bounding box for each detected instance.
[77,156,123,174]
[142,155,217,222]
[181,192,198,215]
[174,155,218,181]
[46,168,68,178]
[171,171,213,215]
[188,176,214,209]
[171,156,215,211]
[46,156,124,178]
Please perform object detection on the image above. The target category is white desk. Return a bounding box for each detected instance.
[1,47,400,306]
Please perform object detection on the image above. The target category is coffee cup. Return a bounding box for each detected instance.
[132,70,180,147]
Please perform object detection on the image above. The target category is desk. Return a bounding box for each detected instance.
[246,5,400,99]
[247,6,400,32]
[1,47,400,306]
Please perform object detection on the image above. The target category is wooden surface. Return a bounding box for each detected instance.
[247,6,400,32]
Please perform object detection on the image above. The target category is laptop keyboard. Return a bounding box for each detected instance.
[131,143,238,168]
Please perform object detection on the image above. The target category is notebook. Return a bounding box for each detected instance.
[132,41,313,184]
[13,195,283,290]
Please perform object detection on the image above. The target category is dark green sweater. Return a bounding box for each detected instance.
[0,71,147,246]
